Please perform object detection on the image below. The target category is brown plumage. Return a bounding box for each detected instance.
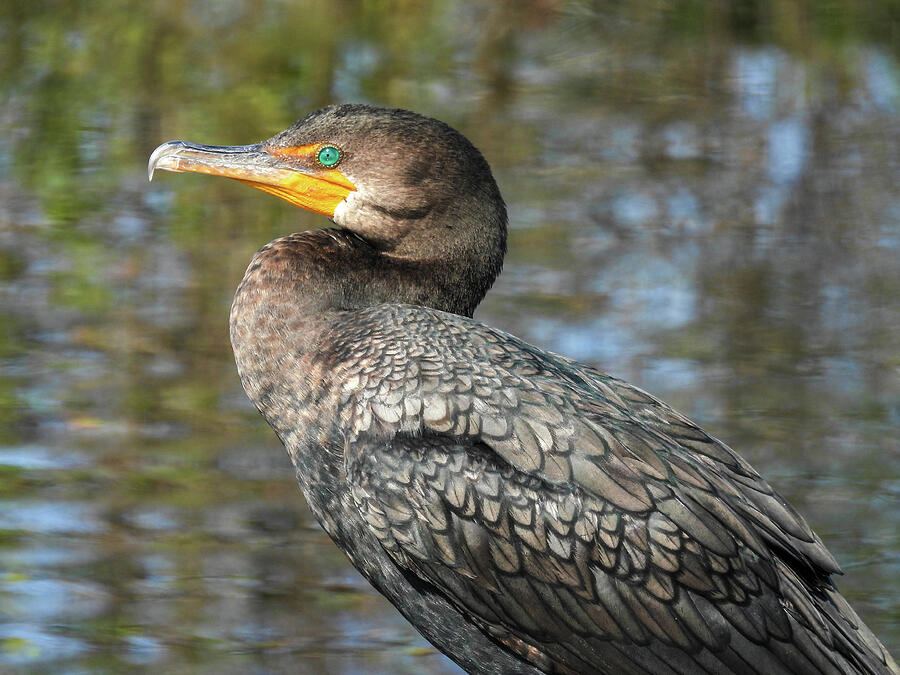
[149,104,898,675]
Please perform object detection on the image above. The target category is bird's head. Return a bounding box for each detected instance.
[149,104,506,260]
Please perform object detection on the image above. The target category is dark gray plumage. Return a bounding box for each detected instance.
[150,105,898,675]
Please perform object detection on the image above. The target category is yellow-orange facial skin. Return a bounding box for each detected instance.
[259,144,356,216]
[148,141,356,218]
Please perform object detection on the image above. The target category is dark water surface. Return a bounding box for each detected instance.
[1,1,898,672]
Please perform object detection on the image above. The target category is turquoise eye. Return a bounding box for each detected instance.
[317,145,341,167]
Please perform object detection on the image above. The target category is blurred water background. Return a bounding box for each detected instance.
[0,1,898,672]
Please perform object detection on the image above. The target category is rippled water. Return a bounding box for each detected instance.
[1,1,898,672]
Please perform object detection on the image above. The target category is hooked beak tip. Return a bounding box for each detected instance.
[148,140,188,182]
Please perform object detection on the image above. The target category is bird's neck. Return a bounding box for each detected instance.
[228,226,503,408]
[231,222,503,329]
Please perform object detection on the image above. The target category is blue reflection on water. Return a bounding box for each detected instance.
[863,48,900,112]
[767,116,808,184]
[1,578,109,620]
[0,501,106,534]
[734,48,780,120]
[0,446,89,470]
[0,624,89,665]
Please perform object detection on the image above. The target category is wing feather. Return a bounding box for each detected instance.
[329,305,896,674]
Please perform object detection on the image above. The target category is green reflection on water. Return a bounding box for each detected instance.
[1,0,898,672]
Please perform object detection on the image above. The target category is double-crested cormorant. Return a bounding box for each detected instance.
[149,105,897,675]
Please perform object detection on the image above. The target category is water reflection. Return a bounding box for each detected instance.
[1,0,898,672]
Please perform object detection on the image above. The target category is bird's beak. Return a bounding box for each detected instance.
[148,141,356,218]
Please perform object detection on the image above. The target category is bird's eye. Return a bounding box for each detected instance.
[317,145,342,167]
